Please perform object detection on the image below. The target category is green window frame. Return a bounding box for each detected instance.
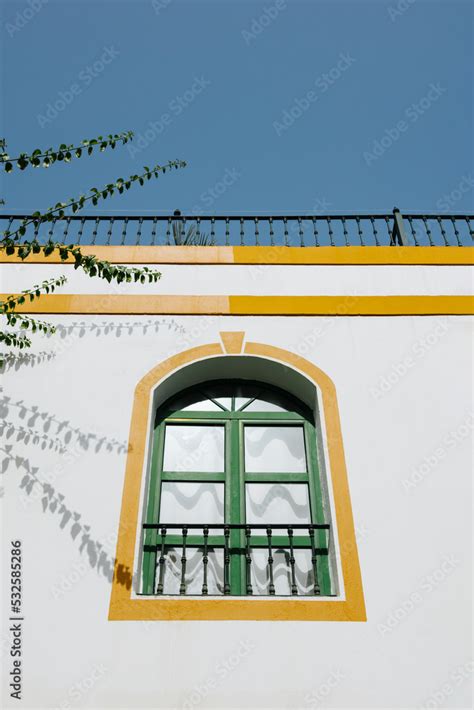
[141,380,332,597]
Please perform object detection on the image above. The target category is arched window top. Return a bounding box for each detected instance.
[156,379,313,421]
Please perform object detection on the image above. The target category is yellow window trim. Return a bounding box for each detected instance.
[109,339,366,621]
[0,245,472,265]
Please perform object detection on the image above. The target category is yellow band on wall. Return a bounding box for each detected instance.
[1,294,473,315]
[0,245,473,265]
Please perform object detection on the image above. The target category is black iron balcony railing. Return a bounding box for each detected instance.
[1,209,473,247]
[142,523,332,597]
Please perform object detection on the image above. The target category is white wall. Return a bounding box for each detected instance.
[1,261,473,296]
[1,261,472,709]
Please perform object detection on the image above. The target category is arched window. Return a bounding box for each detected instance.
[141,380,334,597]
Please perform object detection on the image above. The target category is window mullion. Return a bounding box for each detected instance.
[227,418,243,595]
[142,423,165,594]
[305,420,331,595]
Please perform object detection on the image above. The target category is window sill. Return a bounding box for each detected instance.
[109,595,366,622]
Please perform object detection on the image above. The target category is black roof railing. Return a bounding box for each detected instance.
[1,208,473,247]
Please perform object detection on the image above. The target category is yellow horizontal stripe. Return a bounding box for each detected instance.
[2,294,472,315]
[229,295,474,315]
[0,245,234,265]
[0,245,472,265]
[109,598,364,622]
[0,294,230,314]
[233,246,474,265]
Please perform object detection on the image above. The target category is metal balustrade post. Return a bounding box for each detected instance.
[288,527,298,595]
[266,527,275,595]
[179,527,188,595]
[202,526,209,595]
[223,526,231,595]
[156,527,167,595]
[391,207,408,246]
[245,526,253,595]
[308,526,321,596]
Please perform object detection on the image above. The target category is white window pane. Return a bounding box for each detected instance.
[163,425,224,472]
[163,547,224,595]
[244,426,306,472]
[213,397,232,411]
[245,483,311,524]
[160,482,224,524]
[250,548,314,596]
[234,396,252,410]
[181,399,222,411]
[243,399,287,413]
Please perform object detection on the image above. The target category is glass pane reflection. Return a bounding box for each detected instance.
[251,548,314,595]
[163,425,224,472]
[160,482,224,523]
[163,547,224,595]
[245,483,311,524]
[244,426,306,472]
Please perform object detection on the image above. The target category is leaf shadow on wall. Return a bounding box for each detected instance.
[0,391,130,456]
[1,446,134,591]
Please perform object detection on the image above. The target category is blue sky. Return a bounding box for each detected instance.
[1,0,472,215]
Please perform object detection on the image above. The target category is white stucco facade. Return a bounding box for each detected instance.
[1,255,472,709]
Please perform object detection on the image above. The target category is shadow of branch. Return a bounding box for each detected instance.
[2,446,134,591]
